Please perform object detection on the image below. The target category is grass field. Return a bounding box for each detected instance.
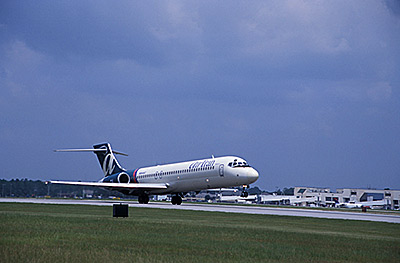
[0,203,399,262]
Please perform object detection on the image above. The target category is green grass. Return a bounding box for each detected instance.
[0,203,399,262]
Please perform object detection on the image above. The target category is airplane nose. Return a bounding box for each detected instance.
[247,168,259,184]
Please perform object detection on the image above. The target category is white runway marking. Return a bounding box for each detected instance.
[1,198,399,224]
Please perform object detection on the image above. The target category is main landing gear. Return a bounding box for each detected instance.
[138,194,149,204]
[171,194,182,205]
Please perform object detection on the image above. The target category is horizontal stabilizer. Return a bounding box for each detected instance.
[54,148,128,156]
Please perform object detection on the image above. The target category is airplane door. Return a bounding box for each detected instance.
[219,164,224,177]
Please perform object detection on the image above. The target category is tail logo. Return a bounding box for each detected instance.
[102,153,116,176]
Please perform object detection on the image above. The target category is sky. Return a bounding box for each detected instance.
[1,1,400,191]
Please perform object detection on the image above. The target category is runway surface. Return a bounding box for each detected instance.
[1,198,399,224]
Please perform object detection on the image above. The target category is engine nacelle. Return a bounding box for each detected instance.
[117,172,130,183]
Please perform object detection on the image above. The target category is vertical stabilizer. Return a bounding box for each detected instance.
[93,143,125,177]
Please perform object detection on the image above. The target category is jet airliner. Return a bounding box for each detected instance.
[51,143,259,205]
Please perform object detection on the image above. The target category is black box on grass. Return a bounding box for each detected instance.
[113,203,129,217]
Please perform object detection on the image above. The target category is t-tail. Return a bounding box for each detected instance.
[93,143,126,177]
[55,142,128,177]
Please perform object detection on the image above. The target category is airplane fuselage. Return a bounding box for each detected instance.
[101,156,259,195]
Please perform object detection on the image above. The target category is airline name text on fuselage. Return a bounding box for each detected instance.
[136,159,216,175]
[189,159,215,169]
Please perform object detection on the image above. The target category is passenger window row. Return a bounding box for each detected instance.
[137,166,215,179]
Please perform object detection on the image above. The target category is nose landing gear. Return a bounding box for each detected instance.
[240,185,249,197]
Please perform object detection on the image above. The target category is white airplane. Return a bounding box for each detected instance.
[51,143,259,205]
[338,200,387,209]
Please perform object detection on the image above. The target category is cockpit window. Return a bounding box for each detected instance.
[229,159,250,168]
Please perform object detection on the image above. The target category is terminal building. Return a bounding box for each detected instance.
[178,186,400,210]
[259,187,400,209]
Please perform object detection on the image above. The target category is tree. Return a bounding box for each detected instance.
[248,186,262,195]
[283,187,294,195]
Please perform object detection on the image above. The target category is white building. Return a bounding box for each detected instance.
[294,187,341,207]
[258,187,399,209]
[336,188,400,210]
[292,186,400,209]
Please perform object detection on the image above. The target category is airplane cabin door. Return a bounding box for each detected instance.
[219,164,224,177]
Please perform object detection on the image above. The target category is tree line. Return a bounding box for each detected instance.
[0,178,295,198]
[0,179,124,198]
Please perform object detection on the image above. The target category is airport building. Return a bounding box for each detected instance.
[211,186,400,209]
[161,186,400,210]
[258,186,400,209]
[292,186,343,207]
[336,188,400,210]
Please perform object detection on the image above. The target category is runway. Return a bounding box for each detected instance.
[1,198,399,224]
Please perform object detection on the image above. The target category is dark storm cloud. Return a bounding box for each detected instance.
[1,1,399,191]
[1,2,158,65]
[1,1,203,66]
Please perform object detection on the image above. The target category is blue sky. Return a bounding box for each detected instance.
[1,1,399,191]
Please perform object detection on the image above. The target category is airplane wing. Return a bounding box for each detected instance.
[206,188,239,192]
[49,180,168,190]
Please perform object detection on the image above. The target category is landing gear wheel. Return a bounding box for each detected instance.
[176,196,182,205]
[138,195,149,204]
[241,185,249,198]
[240,192,248,198]
[171,195,182,205]
[171,196,177,205]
